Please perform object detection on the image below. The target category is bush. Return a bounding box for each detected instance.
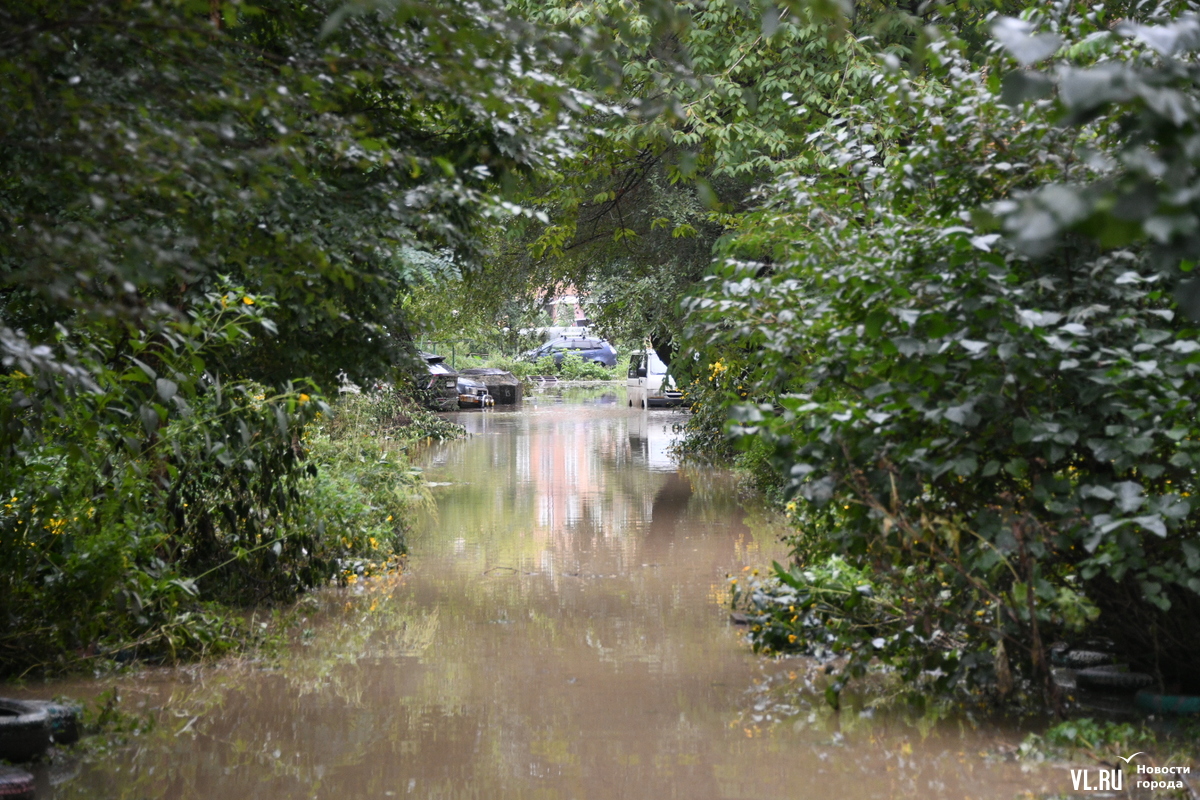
[484,351,617,381]
[485,355,543,380]
[0,291,459,676]
[688,11,1200,707]
[557,352,615,380]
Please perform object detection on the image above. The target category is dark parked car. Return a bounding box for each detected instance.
[456,377,494,409]
[459,368,522,405]
[523,337,617,368]
[416,351,459,411]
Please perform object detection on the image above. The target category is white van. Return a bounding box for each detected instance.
[626,350,684,408]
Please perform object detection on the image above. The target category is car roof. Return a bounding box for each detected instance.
[418,350,446,364]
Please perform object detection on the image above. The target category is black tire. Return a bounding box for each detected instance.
[1077,667,1154,691]
[0,766,35,798]
[26,701,80,745]
[1064,649,1114,668]
[0,700,51,762]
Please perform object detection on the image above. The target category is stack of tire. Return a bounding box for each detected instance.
[0,699,81,799]
[1052,647,1154,692]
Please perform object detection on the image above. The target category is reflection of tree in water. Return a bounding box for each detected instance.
[644,472,692,557]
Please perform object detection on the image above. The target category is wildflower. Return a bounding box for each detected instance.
[386,515,393,522]
[788,634,797,644]
[299,393,310,404]
[243,296,255,305]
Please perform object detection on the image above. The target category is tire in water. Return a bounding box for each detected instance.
[0,699,50,762]
[26,701,81,745]
[1076,667,1154,692]
[0,766,36,798]
[1064,650,1114,668]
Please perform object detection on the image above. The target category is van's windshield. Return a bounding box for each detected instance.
[646,352,668,375]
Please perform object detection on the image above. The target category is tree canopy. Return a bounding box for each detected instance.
[685,3,1200,701]
[1,0,591,386]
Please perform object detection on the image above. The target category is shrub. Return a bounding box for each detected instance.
[557,352,615,380]
[688,11,1200,707]
[0,291,458,676]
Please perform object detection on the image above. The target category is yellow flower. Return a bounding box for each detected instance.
[242,296,255,305]
[386,515,393,522]
[298,393,310,404]
[787,634,797,644]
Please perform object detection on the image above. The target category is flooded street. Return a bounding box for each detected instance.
[31,389,1062,799]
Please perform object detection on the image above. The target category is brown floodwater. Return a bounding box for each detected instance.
[21,387,1069,799]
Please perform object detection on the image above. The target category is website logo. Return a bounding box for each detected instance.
[1069,753,1193,793]
[1070,767,1122,792]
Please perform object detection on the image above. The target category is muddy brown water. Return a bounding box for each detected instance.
[22,388,1068,799]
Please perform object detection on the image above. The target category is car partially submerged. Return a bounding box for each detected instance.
[416,351,460,411]
[456,376,495,409]
[459,368,522,405]
[626,349,683,408]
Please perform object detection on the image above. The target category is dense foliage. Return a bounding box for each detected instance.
[0,344,451,674]
[464,0,1028,360]
[6,0,1200,715]
[0,0,587,385]
[686,5,1200,705]
[0,0,557,674]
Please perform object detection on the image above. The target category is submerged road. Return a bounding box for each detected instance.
[34,387,1060,799]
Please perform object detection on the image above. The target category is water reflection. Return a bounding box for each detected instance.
[31,395,1060,800]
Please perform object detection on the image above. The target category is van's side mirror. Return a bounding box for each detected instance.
[636,367,647,378]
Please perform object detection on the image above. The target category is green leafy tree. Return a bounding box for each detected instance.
[470,0,883,358]
[0,0,588,674]
[0,0,581,387]
[468,0,1027,360]
[686,6,1200,705]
